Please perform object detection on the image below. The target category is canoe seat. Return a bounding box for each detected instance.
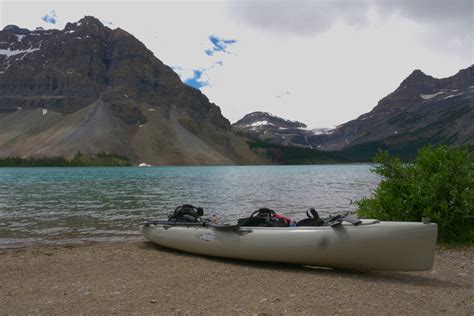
[296,208,325,226]
[168,204,204,223]
[238,208,290,227]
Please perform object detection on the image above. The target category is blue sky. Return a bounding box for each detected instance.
[184,70,207,89]
[41,10,57,24]
[205,35,237,56]
[183,35,236,90]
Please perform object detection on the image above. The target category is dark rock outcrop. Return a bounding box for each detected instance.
[0,16,263,165]
[232,111,322,147]
[312,65,474,153]
[234,66,473,159]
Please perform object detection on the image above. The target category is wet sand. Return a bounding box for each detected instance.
[0,241,472,315]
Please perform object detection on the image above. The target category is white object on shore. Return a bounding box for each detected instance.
[138,163,151,167]
[141,220,437,271]
[42,108,48,116]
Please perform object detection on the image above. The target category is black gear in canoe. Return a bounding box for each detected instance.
[168,204,204,223]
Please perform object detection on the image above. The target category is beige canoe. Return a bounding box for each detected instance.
[141,220,437,271]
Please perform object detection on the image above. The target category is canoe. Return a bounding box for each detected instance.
[140,219,438,271]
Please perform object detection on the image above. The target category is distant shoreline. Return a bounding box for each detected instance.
[0,162,373,168]
[0,152,131,167]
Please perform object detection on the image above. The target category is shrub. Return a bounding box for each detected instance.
[357,145,474,244]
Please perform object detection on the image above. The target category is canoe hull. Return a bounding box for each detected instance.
[141,221,437,271]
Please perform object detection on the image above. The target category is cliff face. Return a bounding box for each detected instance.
[235,66,473,158]
[311,66,474,154]
[232,111,318,147]
[0,17,263,165]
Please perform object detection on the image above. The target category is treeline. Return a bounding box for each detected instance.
[247,139,472,164]
[0,152,131,167]
[248,140,357,164]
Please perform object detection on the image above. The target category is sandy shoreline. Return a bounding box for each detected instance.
[0,240,472,315]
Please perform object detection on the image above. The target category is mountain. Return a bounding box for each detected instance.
[313,66,474,157]
[236,66,473,159]
[0,17,263,165]
[232,111,330,147]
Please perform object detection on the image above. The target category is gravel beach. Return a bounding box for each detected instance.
[0,241,472,315]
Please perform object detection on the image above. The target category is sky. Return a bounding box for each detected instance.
[1,0,472,128]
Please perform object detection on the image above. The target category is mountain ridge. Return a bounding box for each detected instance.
[313,65,473,153]
[234,65,473,159]
[0,16,264,165]
[232,111,321,148]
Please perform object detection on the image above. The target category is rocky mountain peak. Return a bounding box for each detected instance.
[407,69,427,78]
[398,69,436,92]
[233,112,319,148]
[364,66,473,116]
[234,111,307,129]
[0,16,260,165]
[310,65,474,154]
[66,16,107,31]
[0,15,228,126]
[79,15,104,25]
[450,65,474,88]
[2,25,30,35]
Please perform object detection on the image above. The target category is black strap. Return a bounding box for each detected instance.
[327,213,362,227]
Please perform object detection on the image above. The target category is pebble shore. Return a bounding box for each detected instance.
[0,241,472,315]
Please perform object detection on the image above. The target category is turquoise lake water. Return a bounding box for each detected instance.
[0,165,379,248]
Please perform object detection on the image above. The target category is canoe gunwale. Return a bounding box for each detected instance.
[141,218,383,231]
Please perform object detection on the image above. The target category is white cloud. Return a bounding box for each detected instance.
[0,0,472,128]
[229,0,371,35]
[171,66,195,82]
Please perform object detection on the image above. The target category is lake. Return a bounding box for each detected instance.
[0,165,379,248]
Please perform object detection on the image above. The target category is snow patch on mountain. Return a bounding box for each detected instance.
[0,47,40,57]
[311,128,333,135]
[248,120,274,127]
[420,91,444,100]
[442,92,465,100]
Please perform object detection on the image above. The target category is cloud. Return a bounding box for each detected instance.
[375,0,472,27]
[230,0,472,36]
[172,66,210,90]
[229,0,370,36]
[175,59,226,90]
[171,66,194,82]
[41,10,57,24]
[173,34,235,89]
[100,19,113,27]
[375,0,473,55]
[205,35,237,56]
[228,0,472,61]
[275,91,290,99]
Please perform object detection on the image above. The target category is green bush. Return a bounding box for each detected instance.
[357,145,474,245]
